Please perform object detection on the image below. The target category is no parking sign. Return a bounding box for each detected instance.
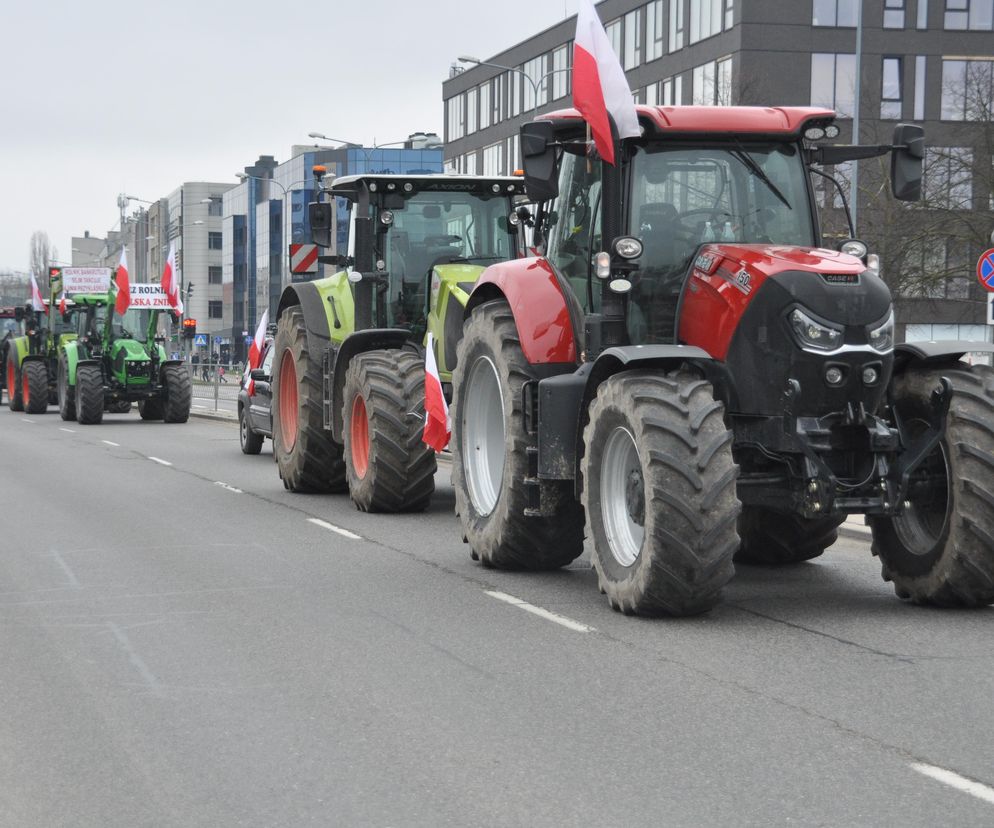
[979,248,994,292]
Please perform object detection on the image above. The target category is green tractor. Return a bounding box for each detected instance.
[5,300,81,414]
[271,171,529,512]
[56,293,192,425]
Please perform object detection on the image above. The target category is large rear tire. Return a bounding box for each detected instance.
[342,349,436,512]
[22,361,49,414]
[138,398,164,420]
[451,300,584,570]
[75,364,104,425]
[57,354,76,421]
[239,404,264,455]
[6,355,22,411]
[271,305,346,493]
[582,371,740,616]
[735,509,844,565]
[870,364,994,607]
[162,363,191,423]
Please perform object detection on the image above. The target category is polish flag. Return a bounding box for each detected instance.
[243,309,268,396]
[161,242,182,313]
[114,247,130,315]
[58,290,67,316]
[573,0,641,165]
[422,332,450,452]
[30,273,49,315]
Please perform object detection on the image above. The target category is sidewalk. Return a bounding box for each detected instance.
[189,405,237,423]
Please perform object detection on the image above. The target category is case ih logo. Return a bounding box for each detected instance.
[822,273,861,285]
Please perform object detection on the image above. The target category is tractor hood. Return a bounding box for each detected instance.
[695,243,865,280]
[111,339,151,362]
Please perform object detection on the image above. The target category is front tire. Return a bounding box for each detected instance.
[58,354,76,421]
[75,364,104,425]
[342,349,436,512]
[735,510,844,565]
[271,305,346,493]
[6,355,22,411]
[451,300,584,570]
[239,405,264,455]
[162,363,191,423]
[582,371,740,616]
[22,361,49,414]
[870,364,994,607]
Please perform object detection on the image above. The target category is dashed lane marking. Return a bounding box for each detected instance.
[484,590,594,633]
[147,457,172,466]
[911,763,994,807]
[102,440,120,446]
[214,481,243,494]
[59,428,76,433]
[21,419,34,424]
[306,518,362,541]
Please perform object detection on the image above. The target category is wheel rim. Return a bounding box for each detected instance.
[350,393,370,479]
[239,410,248,447]
[892,417,951,555]
[7,360,15,402]
[462,355,505,516]
[600,426,645,567]
[278,352,299,453]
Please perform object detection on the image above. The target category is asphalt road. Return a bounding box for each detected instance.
[1,407,993,827]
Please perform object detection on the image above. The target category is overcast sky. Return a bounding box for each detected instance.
[0,0,576,272]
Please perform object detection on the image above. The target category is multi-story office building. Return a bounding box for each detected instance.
[222,137,443,360]
[442,0,994,349]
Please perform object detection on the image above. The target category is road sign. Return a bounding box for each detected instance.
[290,243,319,274]
[978,248,994,292]
[244,335,253,345]
[193,333,208,346]
[214,336,222,344]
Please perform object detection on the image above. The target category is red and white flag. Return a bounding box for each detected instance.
[573,0,641,165]
[58,290,67,316]
[30,273,49,315]
[114,247,130,315]
[422,332,450,452]
[161,242,183,313]
[243,309,269,395]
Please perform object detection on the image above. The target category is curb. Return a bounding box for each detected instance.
[190,408,237,423]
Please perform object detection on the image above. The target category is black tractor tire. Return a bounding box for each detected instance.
[271,305,347,493]
[582,370,740,616]
[451,300,584,570]
[22,361,49,414]
[106,400,132,414]
[870,364,994,607]
[735,509,845,565]
[162,364,192,423]
[6,354,23,411]
[138,398,164,420]
[239,404,264,455]
[75,364,104,425]
[57,354,76,421]
[342,349,437,513]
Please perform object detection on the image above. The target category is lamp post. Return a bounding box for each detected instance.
[457,55,573,116]
[306,133,443,171]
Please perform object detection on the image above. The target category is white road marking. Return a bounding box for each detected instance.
[51,550,81,590]
[193,404,207,408]
[214,481,243,494]
[306,518,362,540]
[106,621,161,695]
[102,440,120,446]
[20,418,34,423]
[911,763,994,806]
[147,456,172,466]
[484,590,594,633]
[59,427,76,433]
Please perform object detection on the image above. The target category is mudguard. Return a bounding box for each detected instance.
[426,262,484,381]
[894,340,994,371]
[466,257,578,365]
[62,342,82,385]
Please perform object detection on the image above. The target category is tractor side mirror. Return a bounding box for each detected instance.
[250,368,268,381]
[15,306,24,321]
[520,121,559,203]
[891,123,924,201]
[308,202,334,248]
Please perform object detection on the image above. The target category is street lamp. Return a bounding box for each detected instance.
[457,55,573,115]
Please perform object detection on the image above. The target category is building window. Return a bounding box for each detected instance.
[552,43,572,99]
[624,9,642,69]
[924,147,973,208]
[941,58,994,119]
[446,95,464,141]
[944,0,994,29]
[478,83,491,130]
[669,0,685,51]
[207,197,223,217]
[885,0,906,27]
[522,53,550,113]
[482,143,503,176]
[464,152,478,175]
[725,0,734,28]
[645,81,660,105]
[208,232,223,250]
[646,1,664,62]
[209,265,222,285]
[881,57,903,118]
[208,300,223,319]
[914,55,927,118]
[662,75,683,105]
[690,0,724,43]
[813,0,858,26]
[507,134,520,176]
[692,56,733,105]
[811,53,857,117]
[918,0,929,26]
[466,86,477,135]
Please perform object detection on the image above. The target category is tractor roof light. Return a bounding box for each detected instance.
[614,236,643,260]
[840,239,868,259]
[380,210,395,226]
[507,210,521,227]
[595,251,611,279]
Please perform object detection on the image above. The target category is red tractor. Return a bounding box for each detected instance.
[451,105,994,617]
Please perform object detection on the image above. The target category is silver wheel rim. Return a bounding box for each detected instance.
[600,426,644,567]
[462,355,505,516]
[240,411,248,446]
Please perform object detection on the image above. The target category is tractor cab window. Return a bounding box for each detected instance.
[547,150,602,311]
[114,308,151,342]
[627,142,816,343]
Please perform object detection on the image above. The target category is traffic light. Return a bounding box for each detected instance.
[183,318,197,339]
[48,266,62,294]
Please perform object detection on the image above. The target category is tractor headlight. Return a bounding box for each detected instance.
[840,239,868,259]
[613,236,643,260]
[789,307,844,352]
[868,311,895,353]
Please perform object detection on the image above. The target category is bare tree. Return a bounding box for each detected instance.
[28,231,58,279]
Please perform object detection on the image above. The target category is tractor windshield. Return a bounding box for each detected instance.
[626,142,816,343]
[93,306,152,342]
[382,189,512,328]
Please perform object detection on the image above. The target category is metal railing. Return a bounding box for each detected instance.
[188,361,243,410]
